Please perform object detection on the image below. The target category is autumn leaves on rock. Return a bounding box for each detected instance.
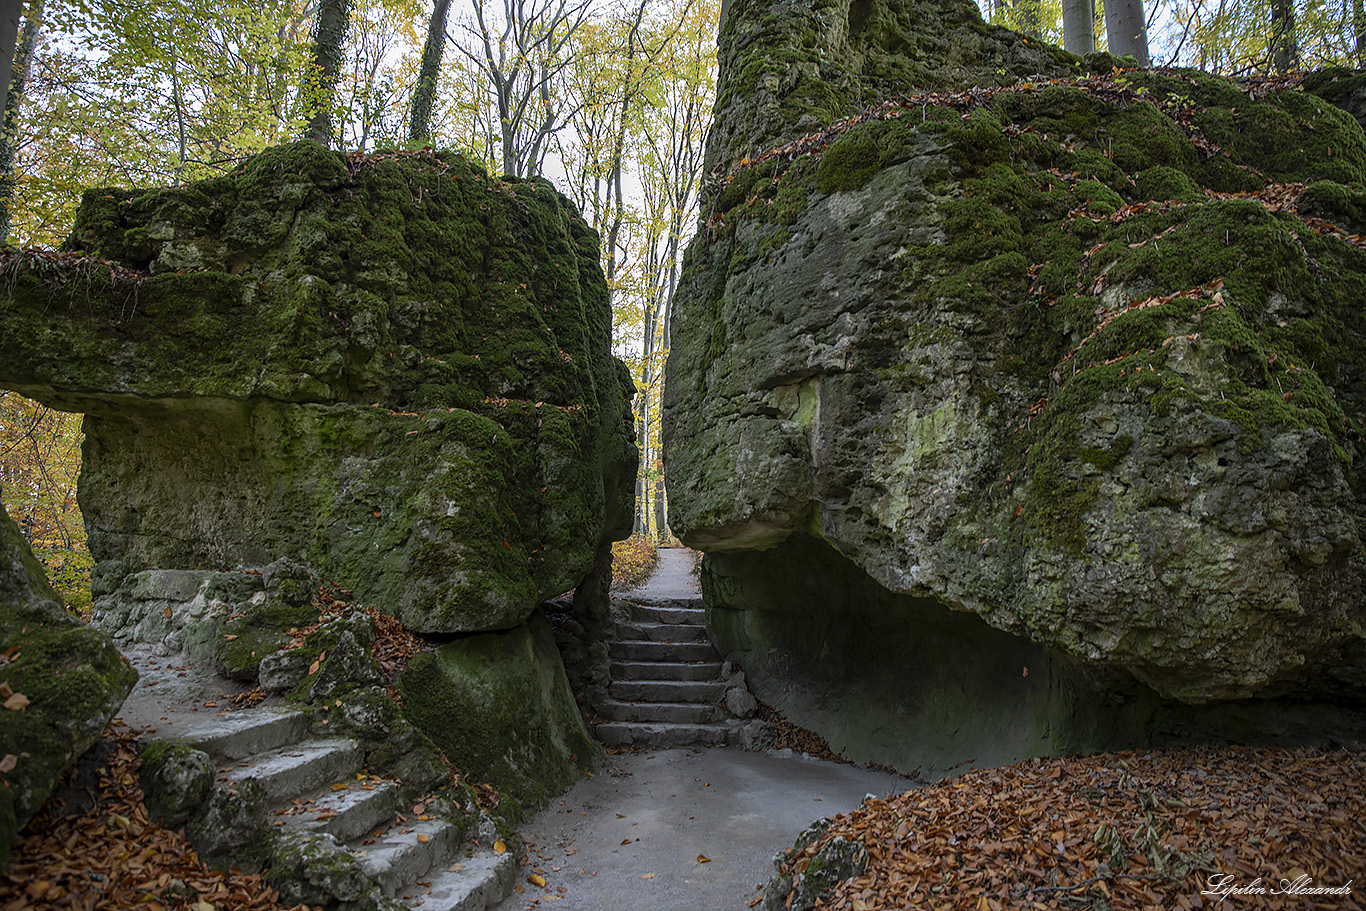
[0,141,637,635]
[664,0,1366,771]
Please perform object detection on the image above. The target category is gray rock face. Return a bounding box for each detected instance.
[665,0,1366,717]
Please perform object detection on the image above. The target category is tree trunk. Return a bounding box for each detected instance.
[1270,0,1298,73]
[1103,0,1150,65]
[304,0,353,147]
[409,0,452,143]
[0,0,21,119]
[0,0,41,245]
[1356,0,1366,66]
[1062,0,1095,54]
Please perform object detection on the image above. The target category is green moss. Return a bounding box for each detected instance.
[216,599,319,681]
[395,616,594,820]
[1133,166,1200,203]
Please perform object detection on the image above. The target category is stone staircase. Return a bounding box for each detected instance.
[592,599,761,749]
[164,705,516,911]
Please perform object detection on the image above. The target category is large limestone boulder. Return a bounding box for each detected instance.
[0,142,636,634]
[665,0,1366,750]
[0,505,136,867]
[395,614,595,817]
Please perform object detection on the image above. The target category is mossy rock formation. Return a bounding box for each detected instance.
[0,141,636,634]
[396,614,595,818]
[0,505,137,868]
[665,0,1366,767]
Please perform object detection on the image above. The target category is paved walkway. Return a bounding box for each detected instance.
[492,547,909,910]
[623,547,701,601]
[491,747,907,911]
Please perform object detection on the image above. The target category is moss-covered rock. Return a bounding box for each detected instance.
[0,141,636,634]
[395,614,595,819]
[0,505,137,870]
[664,0,1366,749]
[139,741,215,827]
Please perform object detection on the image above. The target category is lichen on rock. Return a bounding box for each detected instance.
[665,0,1366,766]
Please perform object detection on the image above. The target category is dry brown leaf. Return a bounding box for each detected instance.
[2,693,29,711]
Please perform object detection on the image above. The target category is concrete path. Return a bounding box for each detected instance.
[490,747,908,911]
[623,547,700,602]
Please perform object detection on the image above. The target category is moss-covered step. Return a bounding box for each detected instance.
[0,140,637,635]
[0,505,136,870]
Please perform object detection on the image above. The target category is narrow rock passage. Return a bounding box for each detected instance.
[495,547,908,910]
[623,546,701,601]
[491,747,906,911]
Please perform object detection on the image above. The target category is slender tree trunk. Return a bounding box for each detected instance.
[409,0,451,143]
[1270,0,1299,72]
[1356,0,1366,66]
[0,0,41,245]
[1103,0,1150,64]
[1062,0,1095,54]
[0,0,21,118]
[304,0,353,147]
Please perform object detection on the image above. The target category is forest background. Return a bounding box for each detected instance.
[1,0,1362,613]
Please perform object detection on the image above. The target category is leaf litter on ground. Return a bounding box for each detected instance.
[771,744,1363,911]
[0,722,309,911]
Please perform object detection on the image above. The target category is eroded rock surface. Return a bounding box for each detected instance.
[0,141,636,634]
[0,506,136,867]
[665,0,1366,762]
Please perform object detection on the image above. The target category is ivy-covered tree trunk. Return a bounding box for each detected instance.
[409,0,451,143]
[0,0,41,245]
[303,0,352,147]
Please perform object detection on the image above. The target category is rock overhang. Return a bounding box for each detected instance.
[665,0,1366,709]
[0,140,637,634]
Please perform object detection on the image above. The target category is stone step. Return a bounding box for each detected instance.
[351,817,464,896]
[629,604,706,625]
[280,778,404,843]
[615,621,710,643]
[219,738,363,803]
[174,706,309,761]
[405,847,518,911]
[609,660,722,681]
[609,639,720,662]
[596,699,727,724]
[609,679,727,704]
[593,721,740,749]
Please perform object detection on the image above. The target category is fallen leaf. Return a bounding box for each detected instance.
[528,874,547,887]
[0,754,14,773]
[697,855,711,864]
[309,659,320,675]
[222,634,237,641]
[640,873,655,880]
[417,833,429,843]
[3,693,29,711]
[621,839,631,846]
[493,840,507,854]
[162,605,173,618]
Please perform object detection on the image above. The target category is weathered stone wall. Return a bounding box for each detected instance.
[0,141,636,635]
[665,0,1366,763]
